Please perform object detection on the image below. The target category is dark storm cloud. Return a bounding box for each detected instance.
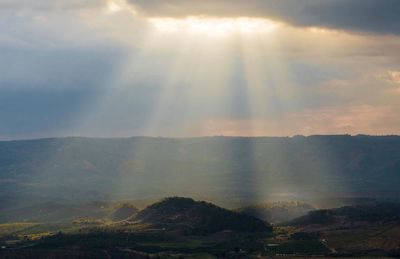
[128,0,400,35]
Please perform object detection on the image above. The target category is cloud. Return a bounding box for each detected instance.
[128,0,400,35]
[0,0,106,10]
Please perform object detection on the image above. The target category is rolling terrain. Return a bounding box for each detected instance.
[0,197,399,258]
[0,197,276,258]
[286,202,400,257]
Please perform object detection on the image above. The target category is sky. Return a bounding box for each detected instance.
[1,0,400,139]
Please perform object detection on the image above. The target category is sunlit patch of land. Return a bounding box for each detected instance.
[0,223,39,237]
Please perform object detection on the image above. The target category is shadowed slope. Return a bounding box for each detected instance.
[111,203,138,221]
[237,201,315,223]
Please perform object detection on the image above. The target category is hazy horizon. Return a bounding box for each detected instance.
[2,133,400,142]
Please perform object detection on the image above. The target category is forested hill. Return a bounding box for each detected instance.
[1,135,399,205]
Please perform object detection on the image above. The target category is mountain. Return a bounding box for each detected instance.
[134,197,272,234]
[237,201,315,223]
[1,135,400,208]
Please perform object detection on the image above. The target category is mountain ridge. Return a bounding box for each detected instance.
[1,135,399,208]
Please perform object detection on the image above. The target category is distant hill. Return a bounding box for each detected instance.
[285,202,400,255]
[237,201,315,223]
[1,135,400,208]
[288,202,400,227]
[134,197,272,234]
